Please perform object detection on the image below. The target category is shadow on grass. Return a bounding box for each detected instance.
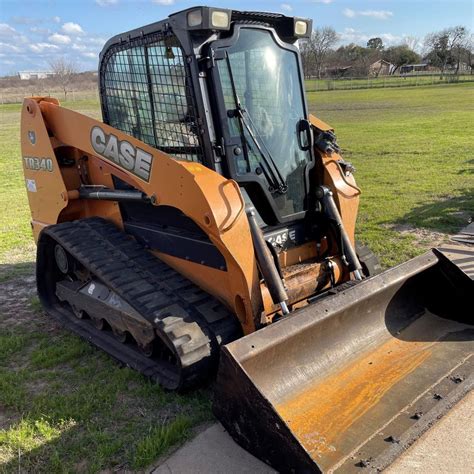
[396,190,474,234]
[0,261,213,472]
[0,261,35,283]
[457,158,474,175]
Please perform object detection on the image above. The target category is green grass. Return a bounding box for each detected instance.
[0,326,212,472]
[305,73,474,92]
[0,84,473,471]
[307,83,474,266]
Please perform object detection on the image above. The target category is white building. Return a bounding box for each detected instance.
[18,71,56,80]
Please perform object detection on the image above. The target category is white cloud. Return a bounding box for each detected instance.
[343,9,393,20]
[152,0,175,4]
[30,26,51,35]
[48,33,71,45]
[29,43,60,53]
[83,37,107,46]
[379,33,402,43]
[0,42,22,53]
[95,0,118,6]
[337,27,405,47]
[313,0,333,3]
[0,23,17,36]
[72,43,87,51]
[82,52,97,59]
[61,22,84,35]
[343,8,356,18]
[359,10,393,20]
[280,3,292,12]
[53,16,61,23]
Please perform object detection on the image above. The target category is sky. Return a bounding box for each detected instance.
[0,0,473,75]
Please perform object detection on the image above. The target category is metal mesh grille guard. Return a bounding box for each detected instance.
[100,31,204,163]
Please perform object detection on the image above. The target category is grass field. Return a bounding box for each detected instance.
[305,73,474,91]
[1,84,473,472]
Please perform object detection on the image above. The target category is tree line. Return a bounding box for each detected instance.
[301,26,473,78]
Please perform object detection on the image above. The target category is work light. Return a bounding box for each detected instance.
[185,7,231,31]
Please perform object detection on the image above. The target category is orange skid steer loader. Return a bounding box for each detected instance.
[21,7,473,472]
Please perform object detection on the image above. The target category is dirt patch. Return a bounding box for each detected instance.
[385,224,452,248]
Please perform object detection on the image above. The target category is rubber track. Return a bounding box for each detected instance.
[42,217,240,390]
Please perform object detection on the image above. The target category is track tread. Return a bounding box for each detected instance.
[41,217,240,390]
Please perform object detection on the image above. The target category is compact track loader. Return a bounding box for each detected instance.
[21,7,472,472]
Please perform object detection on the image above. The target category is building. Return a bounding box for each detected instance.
[18,71,56,80]
[369,59,395,77]
[399,64,429,74]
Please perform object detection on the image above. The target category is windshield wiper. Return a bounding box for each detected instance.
[225,53,288,195]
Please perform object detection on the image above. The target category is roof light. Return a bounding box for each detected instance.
[211,10,230,29]
[187,9,202,28]
[294,20,308,36]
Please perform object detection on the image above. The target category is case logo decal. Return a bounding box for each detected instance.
[90,126,153,182]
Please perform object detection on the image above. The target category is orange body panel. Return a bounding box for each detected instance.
[21,97,261,334]
[21,98,359,334]
[310,114,360,245]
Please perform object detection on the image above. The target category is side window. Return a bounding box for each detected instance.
[102,36,203,162]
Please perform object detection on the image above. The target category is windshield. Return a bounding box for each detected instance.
[217,28,311,217]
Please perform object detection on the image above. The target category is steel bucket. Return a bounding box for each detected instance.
[213,247,473,472]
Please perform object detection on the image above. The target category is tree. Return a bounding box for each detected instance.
[383,46,421,74]
[301,27,338,79]
[49,57,77,100]
[333,43,380,76]
[424,26,469,74]
[367,37,384,50]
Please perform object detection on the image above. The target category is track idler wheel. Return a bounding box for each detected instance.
[139,342,154,358]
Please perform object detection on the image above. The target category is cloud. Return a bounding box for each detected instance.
[30,26,51,35]
[95,0,118,6]
[343,9,393,20]
[337,27,404,47]
[61,22,84,35]
[343,8,356,18]
[53,16,61,23]
[0,23,17,36]
[360,10,393,20]
[72,43,87,51]
[0,42,22,53]
[152,0,175,4]
[48,33,72,45]
[29,43,60,53]
[280,3,292,12]
[313,0,333,3]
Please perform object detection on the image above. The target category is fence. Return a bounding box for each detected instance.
[0,88,99,105]
[305,73,474,92]
[1,73,473,104]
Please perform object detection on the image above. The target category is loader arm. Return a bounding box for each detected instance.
[21,97,262,333]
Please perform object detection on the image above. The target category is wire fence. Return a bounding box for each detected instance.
[305,73,474,92]
[0,88,99,105]
[1,72,473,104]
